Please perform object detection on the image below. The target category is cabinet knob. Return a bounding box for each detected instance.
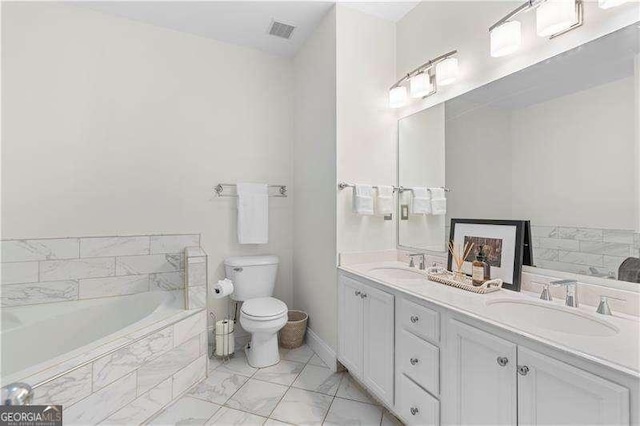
[410,315,419,323]
[410,407,419,416]
[496,357,509,367]
[518,365,530,376]
[410,358,419,365]
[355,290,361,296]
[233,267,243,272]
[361,293,367,298]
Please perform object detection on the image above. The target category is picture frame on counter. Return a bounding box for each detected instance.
[448,219,531,292]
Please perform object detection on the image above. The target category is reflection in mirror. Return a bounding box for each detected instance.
[398,23,640,285]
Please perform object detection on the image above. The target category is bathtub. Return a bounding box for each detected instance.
[1,290,184,384]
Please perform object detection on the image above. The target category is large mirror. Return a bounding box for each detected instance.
[398,23,640,285]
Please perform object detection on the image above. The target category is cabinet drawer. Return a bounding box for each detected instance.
[398,297,439,343]
[398,329,439,396]
[398,374,439,425]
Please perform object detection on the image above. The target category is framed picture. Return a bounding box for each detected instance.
[448,219,529,291]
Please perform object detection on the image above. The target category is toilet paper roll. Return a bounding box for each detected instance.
[211,279,234,299]
[215,319,235,357]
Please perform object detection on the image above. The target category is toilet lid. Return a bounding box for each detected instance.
[241,297,287,318]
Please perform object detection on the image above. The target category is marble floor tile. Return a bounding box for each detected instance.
[335,375,377,405]
[270,388,333,426]
[253,360,304,386]
[307,354,327,368]
[292,365,342,396]
[263,419,292,426]
[380,409,403,426]
[215,352,258,377]
[188,371,248,405]
[279,345,314,364]
[323,398,382,426]
[148,396,220,425]
[205,407,267,426]
[225,379,288,417]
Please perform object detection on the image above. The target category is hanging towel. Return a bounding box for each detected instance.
[237,183,268,244]
[429,187,447,215]
[411,187,431,215]
[353,184,374,215]
[376,186,394,215]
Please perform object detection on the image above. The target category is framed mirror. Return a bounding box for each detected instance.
[397,23,640,288]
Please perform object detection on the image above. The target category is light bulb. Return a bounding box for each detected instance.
[536,0,576,37]
[435,57,459,86]
[598,0,629,8]
[410,73,433,98]
[389,86,408,108]
[490,21,522,57]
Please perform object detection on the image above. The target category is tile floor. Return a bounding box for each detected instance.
[146,344,403,425]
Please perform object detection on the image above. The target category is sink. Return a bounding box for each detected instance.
[486,299,619,337]
[367,267,426,280]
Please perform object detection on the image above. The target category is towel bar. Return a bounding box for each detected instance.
[214,183,287,197]
[337,182,451,193]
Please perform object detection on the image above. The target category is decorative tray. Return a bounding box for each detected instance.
[427,270,503,294]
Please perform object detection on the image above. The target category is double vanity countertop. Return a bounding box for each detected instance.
[339,261,640,378]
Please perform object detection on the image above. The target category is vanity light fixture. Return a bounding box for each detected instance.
[489,0,583,58]
[388,50,457,108]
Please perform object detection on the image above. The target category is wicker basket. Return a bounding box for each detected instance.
[279,310,308,349]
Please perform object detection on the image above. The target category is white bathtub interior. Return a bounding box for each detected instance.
[1,290,184,384]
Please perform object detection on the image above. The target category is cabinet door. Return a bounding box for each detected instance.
[362,283,395,406]
[518,347,629,426]
[443,319,517,426]
[338,275,364,378]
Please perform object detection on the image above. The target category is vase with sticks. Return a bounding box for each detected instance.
[448,241,474,282]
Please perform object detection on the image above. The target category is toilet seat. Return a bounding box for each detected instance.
[241,297,287,320]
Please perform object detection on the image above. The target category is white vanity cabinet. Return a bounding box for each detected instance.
[338,275,395,406]
[443,319,629,426]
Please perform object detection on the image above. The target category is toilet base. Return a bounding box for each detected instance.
[245,332,280,368]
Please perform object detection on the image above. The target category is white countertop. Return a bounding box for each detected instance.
[340,261,640,378]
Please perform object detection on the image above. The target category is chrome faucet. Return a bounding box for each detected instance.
[551,279,579,307]
[408,253,426,270]
[2,383,33,406]
[596,295,625,316]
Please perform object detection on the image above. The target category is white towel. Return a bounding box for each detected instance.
[429,187,447,215]
[376,186,394,215]
[353,184,374,215]
[411,187,431,215]
[236,183,268,244]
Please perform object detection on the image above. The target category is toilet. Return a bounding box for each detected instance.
[224,255,288,368]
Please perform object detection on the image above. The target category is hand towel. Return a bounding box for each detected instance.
[429,187,447,215]
[353,184,374,215]
[237,183,268,244]
[411,187,431,215]
[376,185,394,215]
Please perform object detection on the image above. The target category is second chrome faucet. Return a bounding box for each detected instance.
[540,279,579,307]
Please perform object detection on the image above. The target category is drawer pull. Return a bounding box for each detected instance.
[355,290,361,296]
[518,365,530,376]
[497,357,509,367]
[361,293,367,298]
[410,407,419,416]
[410,315,419,323]
[410,357,419,365]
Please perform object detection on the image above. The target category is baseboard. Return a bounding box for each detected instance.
[305,328,337,372]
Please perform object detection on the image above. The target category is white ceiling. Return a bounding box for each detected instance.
[73,1,419,58]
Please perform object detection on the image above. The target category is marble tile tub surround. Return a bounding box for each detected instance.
[340,250,640,318]
[0,234,201,307]
[145,343,400,426]
[23,309,208,425]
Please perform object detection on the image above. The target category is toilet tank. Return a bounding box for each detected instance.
[224,255,279,301]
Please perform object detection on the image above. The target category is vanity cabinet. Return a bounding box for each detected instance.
[444,319,629,426]
[338,275,395,406]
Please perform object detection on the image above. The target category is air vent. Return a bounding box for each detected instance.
[268,20,295,40]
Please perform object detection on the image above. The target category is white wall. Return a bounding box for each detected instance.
[1,3,295,317]
[292,7,338,350]
[396,1,640,118]
[336,5,397,253]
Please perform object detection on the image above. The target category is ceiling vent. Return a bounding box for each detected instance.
[268,20,296,40]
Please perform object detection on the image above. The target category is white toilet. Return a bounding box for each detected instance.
[224,255,288,368]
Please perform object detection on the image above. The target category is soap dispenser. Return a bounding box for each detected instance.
[472,247,491,286]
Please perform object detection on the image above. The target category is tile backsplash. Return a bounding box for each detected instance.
[1,234,201,307]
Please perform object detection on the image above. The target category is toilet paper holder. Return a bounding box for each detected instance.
[210,312,235,361]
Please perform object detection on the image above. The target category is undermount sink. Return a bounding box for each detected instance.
[486,299,619,337]
[367,267,426,280]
